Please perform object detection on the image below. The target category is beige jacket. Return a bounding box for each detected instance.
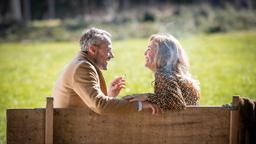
[52,52,138,115]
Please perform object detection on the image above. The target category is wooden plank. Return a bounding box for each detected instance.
[45,97,53,144]
[229,96,240,144]
[7,109,45,144]
[53,107,230,144]
[6,106,231,144]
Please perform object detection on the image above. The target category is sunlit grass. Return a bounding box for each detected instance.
[1,31,256,143]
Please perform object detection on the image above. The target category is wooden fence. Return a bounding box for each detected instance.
[6,96,241,144]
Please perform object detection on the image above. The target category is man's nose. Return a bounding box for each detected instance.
[109,52,114,59]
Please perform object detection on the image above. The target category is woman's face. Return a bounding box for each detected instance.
[144,40,157,72]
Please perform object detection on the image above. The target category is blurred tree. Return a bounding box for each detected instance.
[0,0,255,25]
[31,0,46,19]
[10,0,22,23]
[210,0,221,7]
[47,0,55,19]
[119,0,130,10]
[23,0,31,22]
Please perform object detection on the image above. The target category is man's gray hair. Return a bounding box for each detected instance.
[80,27,112,52]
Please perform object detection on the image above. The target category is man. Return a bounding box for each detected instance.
[52,27,159,115]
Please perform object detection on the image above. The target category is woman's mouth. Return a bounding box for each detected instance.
[145,57,149,62]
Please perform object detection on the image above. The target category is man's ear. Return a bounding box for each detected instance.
[88,45,97,55]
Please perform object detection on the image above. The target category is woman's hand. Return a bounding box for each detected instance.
[108,76,126,97]
[123,94,161,115]
[122,93,149,102]
[142,101,162,115]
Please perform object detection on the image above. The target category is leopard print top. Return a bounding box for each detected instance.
[148,71,200,111]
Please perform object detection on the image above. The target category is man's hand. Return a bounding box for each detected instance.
[108,76,126,97]
[122,93,149,102]
[142,101,161,115]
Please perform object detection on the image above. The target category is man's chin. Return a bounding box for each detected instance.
[96,62,108,70]
[99,65,108,70]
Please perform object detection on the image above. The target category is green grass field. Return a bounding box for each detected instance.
[1,31,256,143]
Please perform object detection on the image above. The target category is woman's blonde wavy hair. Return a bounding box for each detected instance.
[150,33,200,89]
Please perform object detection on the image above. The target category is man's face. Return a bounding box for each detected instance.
[94,41,114,70]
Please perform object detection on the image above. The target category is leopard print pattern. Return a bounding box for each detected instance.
[148,71,200,111]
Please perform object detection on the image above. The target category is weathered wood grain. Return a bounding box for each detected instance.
[6,106,232,144]
[229,96,240,144]
[45,97,53,144]
[53,107,230,144]
[7,108,45,144]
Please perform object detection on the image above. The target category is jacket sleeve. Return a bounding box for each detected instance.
[72,61,138,115]
[147,73,186,111]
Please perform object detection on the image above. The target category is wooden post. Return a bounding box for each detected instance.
[229,96,240,144]
[45,97,53,144]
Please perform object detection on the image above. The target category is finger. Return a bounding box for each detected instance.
[155,106,160,116]
[129,98,139,102]
[119,80,126,85]
[111,80,118,86]
[116,84,126,90]
[114,76,124,82]
[112,84,125,92]
[114,84,126,91]
[150,104,156,115]
[118,78,126,84]
[112,83,125,89]
[116,82,126,87]
[122,95,134,100]
[111,77,123,85]
[112,81,126,88]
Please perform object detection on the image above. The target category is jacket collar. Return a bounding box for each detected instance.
[79,51,99,69]
[78,51,108,95]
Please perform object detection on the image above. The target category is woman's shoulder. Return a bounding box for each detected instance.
[179,78,200,103]
[155,71,179,87]
[179,78,200,92]
[155,71,200,92]
[155,71,176,80]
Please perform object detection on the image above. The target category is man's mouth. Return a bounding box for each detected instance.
[106,57,112,61]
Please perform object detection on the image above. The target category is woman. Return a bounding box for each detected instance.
[126,33,200,111]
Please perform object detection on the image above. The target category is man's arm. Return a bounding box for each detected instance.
[72,61,138,115]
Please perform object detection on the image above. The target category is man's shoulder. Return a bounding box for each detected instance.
[72,56,97,74]
[60,54,99,82]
